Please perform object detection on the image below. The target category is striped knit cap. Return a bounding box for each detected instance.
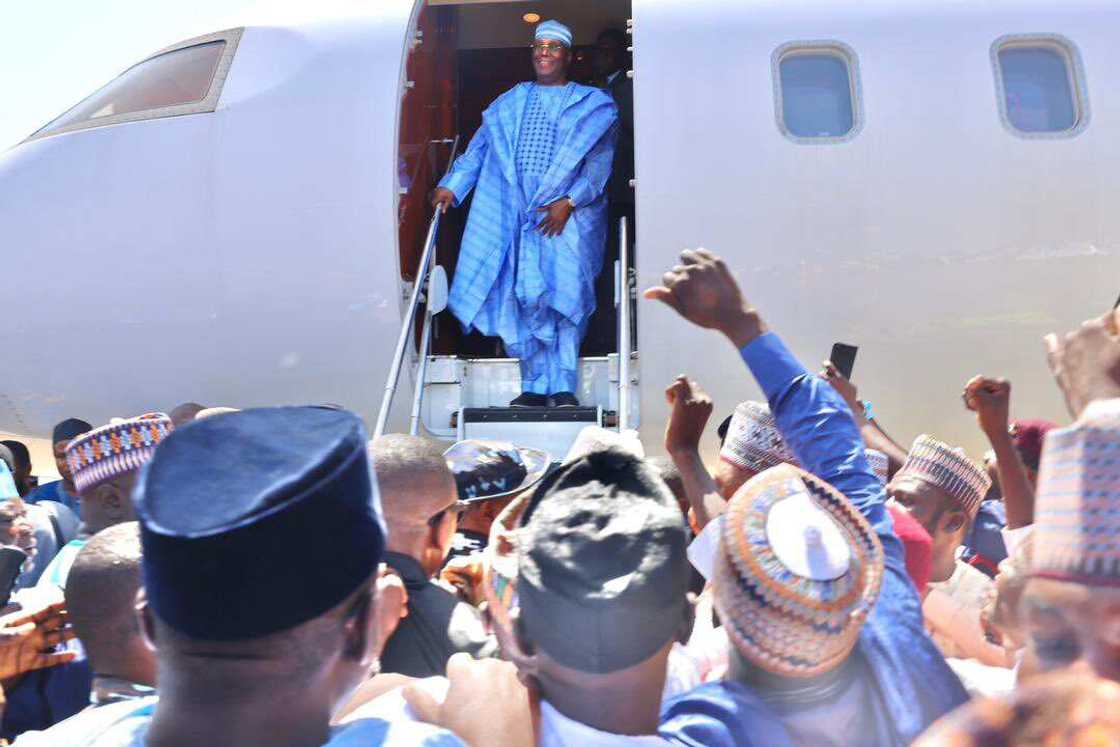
[65,413,174,493]
[1032,399,1120,584]
[714,463,884,678]
[866,449,890,484]
[719,402,800,473]
[898,435,990,517]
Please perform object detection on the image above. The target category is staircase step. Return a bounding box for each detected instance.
[461,406,600,424]
[459,407,604,460]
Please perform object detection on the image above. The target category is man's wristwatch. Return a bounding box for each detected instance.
[566,197,576,209]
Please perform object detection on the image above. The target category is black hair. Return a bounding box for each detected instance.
[598,28,628,48]
[0,441,30,470]
[717,415,734,446]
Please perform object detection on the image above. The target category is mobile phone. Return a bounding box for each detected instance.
[829,343,859,381]
[0,546,28,607]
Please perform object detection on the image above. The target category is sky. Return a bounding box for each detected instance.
[0,0,390,150]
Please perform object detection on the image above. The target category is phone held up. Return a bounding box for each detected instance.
[829,343,859,381]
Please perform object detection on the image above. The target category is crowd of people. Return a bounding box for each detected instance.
[0,248,1114,745]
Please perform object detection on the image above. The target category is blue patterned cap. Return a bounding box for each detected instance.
[535,20,573,47]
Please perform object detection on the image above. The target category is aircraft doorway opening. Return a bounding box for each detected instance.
[397,0,635,378]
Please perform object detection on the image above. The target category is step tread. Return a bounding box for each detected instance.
[461,406,600,423]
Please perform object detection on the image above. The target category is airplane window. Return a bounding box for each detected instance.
[778,52,855,139]
[996,44,1079,133]
[36,41,226,137]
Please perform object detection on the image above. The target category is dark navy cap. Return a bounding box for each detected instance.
[134,407,385,641]
[52,418,91,444]
[517,448,690,673]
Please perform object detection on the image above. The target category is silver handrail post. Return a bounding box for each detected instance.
[618,216,632,431]
[373,136,460,439]
[408,305,436,436]
[374,210,441,438]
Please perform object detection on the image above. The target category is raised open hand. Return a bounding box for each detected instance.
[1044,311,1120,419]
[0,600,77,681]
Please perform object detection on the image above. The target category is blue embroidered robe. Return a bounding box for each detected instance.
[439,83,618,367]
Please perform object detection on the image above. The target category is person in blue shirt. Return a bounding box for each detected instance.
[23,419,90,515]
[432,20,618,409]
[645,249,968,747]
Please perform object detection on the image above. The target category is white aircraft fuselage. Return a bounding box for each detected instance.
[2,0,1117,459]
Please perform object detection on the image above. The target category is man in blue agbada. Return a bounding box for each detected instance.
[433,20,619,409]
[646,250,969,747]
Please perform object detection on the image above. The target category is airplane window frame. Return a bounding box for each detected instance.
[27,28,243,143]
[772,40,864,145]
[991,34,1090,140]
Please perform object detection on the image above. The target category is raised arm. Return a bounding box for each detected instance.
[644,250,892,544]
[1044,309,1120,419]
[820,362,909,477]
[663,376,725,530]
[963,376,1035,529]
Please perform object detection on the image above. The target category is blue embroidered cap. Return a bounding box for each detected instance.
[535,20,573,48]
[134,407,385,641]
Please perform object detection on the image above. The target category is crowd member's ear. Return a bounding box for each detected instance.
[341,587,375,665]
[92,483,125,517]
[136,588,158,652]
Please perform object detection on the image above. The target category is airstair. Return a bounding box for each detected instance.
[375,175,638,459]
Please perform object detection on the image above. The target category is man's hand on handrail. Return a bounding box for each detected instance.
[431,187,456,214]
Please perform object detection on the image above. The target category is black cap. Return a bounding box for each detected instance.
[135,407,386,641]
[444,440,552,503]
[52,418,91,444]
[517,448,689,673]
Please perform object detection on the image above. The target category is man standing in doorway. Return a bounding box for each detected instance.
[595,28,634,227]
[585,27,635,354]
[432,20,618,408]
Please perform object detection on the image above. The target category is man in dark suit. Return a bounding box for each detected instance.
[585,28,635,353]
[595,28,634,223]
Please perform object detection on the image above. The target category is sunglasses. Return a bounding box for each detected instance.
[428,500,470,527]
[530,42,567,55]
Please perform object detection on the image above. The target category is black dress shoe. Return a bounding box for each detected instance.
[549,392,580,408]
[510,392,548,408]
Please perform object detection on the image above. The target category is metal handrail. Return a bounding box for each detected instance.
[408,265,444,436]
[618,216,632,430]
[408,310,435,436]
[374,210,441,438]
[374,136,459,438]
